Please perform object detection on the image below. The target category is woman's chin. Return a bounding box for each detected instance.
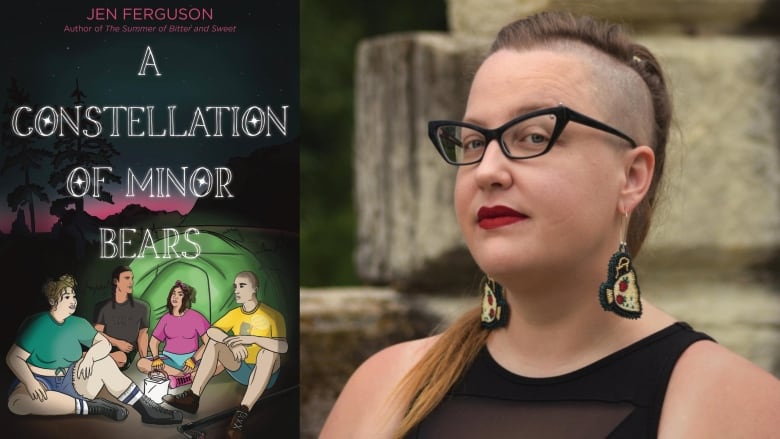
[475,255,533,276]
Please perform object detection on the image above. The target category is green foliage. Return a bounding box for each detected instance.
[300,0,447,286]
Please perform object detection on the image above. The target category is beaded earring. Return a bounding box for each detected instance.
[598,213,642,319]
[481,276,509,328]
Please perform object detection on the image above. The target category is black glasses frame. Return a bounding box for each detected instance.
[428,105,638,166]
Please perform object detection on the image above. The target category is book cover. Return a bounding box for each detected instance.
[1,1,299,437]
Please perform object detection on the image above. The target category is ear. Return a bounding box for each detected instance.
[619,145,655,213]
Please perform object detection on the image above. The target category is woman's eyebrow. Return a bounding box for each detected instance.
[462,103,557,126]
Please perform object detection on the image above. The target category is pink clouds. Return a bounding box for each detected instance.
[0,195,196,234]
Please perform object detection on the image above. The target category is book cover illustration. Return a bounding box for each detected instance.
[0,1,299,437]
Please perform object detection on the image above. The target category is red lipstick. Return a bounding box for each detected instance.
[477,205,527,229]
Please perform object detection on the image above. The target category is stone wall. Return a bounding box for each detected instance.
[303,1,780,437]
[447,0,780,36]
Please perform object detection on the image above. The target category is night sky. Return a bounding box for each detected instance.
[1,1,299,232]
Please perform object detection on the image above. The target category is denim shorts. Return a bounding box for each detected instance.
[9,363,80,399]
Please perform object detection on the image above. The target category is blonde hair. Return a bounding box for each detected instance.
[43,274,77,306]
[392,11,671,438]
[393,308,487,437]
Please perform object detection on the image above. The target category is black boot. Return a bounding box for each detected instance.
[132,394,183,425]
[226,405,250,439]
[86,398,128,421]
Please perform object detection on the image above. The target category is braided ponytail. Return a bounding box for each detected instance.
[393,307,487,438]
[623,43,671,254]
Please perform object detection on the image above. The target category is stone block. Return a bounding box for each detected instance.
[447,0,780,39]
[643,272,780,376]
[353,33,486,288]
[639,36,780,271]
[300,288,438,438]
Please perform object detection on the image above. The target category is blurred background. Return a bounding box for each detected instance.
[300,2,448,435]
[301,0,447,286]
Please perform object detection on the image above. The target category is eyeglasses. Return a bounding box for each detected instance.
[428,105,637,166]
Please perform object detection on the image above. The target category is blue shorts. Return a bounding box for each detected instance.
[8,363,80,399]
[161,351,196,370]
[227,362,279,388]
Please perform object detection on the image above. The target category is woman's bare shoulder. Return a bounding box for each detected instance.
[660,339,780,438]
[338,336,439,394]
[320,335,440,438]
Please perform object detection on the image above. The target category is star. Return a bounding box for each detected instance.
[74,176,85,187]
[248,116,261,127]
[197,177,207,187]
[42,116,53,126]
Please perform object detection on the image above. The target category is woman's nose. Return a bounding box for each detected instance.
[473,139,513,189]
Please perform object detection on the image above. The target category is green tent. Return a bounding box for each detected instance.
[130,229,292,332]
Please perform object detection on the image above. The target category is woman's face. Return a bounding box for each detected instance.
[454,49,630,281]
[170,287,184,311]
[57,287,78,315]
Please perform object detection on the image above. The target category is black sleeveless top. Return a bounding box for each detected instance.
[407,322,713,439]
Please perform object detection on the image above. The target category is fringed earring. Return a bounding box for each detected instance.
[480,276,508,328]
[599,212,642,319]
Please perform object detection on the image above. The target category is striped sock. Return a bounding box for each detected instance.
[75,398,88,415]
[117,383,143,405]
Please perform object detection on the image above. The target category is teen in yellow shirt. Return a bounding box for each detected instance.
[163,271,287,439]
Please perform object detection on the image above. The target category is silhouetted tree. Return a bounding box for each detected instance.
[49,79,121,214]
[1,78,51,233]
[47,79,121,259]
[10,209,30,236]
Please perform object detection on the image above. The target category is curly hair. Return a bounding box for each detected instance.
[42,274,77,307]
